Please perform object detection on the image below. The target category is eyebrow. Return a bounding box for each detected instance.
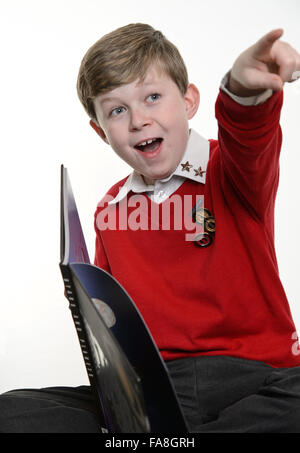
[98,96,120,105]
[98,81,161,105]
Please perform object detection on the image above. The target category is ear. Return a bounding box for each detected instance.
[184,83,200,120]
[89,120,109,144]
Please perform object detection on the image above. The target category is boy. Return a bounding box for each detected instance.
[77,23,300,433]
[0,23,299,433]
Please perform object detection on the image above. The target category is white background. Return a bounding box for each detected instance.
[0,0,299,393]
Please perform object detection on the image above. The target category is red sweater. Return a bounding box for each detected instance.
[94,89,300,368]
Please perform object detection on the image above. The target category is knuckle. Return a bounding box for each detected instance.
[283,56,296,68]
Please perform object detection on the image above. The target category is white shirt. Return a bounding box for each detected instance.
[108,72,273,205]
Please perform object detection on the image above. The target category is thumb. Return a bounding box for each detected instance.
[252,28,284,58]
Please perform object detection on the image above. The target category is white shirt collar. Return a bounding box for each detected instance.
[108,128,210,204]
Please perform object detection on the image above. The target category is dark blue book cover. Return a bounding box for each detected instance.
[59,165,188,433]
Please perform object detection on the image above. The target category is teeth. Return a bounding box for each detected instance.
[139,139,156,147]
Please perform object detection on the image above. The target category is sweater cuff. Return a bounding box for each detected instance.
[220,71,274,106]
[216,84,283,126]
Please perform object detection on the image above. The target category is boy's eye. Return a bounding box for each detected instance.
[147,93,161,102]
[110,106,126,117]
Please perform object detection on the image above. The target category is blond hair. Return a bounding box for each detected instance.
[77,23,189,122]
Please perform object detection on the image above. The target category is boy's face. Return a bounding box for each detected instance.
[91,64,200,184]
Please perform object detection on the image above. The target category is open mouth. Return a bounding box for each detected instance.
[134,138,163,153]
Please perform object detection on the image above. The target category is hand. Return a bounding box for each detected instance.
[228,29,300,96]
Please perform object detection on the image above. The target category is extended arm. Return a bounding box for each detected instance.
[215,29,300,221]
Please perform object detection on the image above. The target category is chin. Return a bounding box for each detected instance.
[144,165,175,184]
[154,171,172,181]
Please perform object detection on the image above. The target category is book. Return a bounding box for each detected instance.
[59,165,188,433]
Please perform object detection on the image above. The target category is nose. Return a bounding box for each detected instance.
[129,107,152,131]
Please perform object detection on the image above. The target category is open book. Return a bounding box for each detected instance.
[59,165,188,433]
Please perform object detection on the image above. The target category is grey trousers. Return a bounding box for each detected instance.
[1,356,300,433]
[166,355,300,433]
[0,386,101,433]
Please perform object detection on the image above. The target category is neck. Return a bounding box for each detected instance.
[142,175,156,185]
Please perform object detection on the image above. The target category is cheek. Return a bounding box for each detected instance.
[105,124,126,148]
[168,107,189,138]
[106,129,133,160]
[166,98,189,127]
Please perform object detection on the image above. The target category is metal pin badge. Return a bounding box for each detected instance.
[194,232,213,248]
[192,206,215,248]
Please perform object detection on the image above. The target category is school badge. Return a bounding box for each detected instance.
[191,203,215,248]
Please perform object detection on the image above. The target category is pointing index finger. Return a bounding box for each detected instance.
[252,28,284,57]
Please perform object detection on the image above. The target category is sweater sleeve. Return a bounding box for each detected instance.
[215,89,284,222]
[94,209,111,273]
